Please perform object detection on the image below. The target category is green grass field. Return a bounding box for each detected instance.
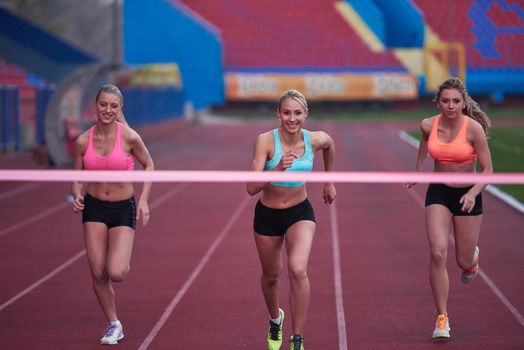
[215,103,524,121]
[481,127,523,202]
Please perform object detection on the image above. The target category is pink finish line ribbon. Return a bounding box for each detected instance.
[0,170,523,184]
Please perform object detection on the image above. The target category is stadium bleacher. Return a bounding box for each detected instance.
[412,0,524,70]
[176,0,405,71]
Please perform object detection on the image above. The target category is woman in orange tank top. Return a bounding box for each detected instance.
[406,77,492,339]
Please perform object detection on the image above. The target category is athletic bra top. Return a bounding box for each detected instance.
[428,115,477,164]
[83,122,135,171]
[264,128,314,187]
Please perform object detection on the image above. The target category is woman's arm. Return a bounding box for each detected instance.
[246,132,295,196]
[247,133,272,196]
[313,131,336,204]
[460,121,493,213]
[71,133,87,212]
[129,128,154,226]
[406,119,431,188]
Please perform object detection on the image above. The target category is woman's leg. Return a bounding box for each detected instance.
[285,220,316,336]
[425,205,453,315]
[453,215,482,271]
[106,226,135,282]
[84,224,135,322]
[84,222,116,322]
[254,233,285,319]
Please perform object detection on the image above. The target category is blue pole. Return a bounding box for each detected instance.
[1,86,7,154]
[13,87,20,152]
[36,87,44,145]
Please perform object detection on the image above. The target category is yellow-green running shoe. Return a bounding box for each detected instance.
[267,308,285,350]
[290,335,304,350]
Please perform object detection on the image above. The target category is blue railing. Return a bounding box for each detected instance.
[0,85,20,153]
[35,86,54,145]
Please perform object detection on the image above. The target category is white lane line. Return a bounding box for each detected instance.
[138,195,252,350]
[406,187,524,328]
[0,152,232,311]
[484,184,524,214]
[330,202,348,350]
[0,250,86,312]
[0,201,70,238]
[0,180,195,312]
[0,183,41,201]
[477,270,524,327]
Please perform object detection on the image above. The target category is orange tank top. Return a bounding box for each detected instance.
[428,115,477,164]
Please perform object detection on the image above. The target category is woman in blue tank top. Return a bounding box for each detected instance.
[247,89,336,350]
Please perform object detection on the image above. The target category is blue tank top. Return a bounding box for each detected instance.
[264,128,314,187]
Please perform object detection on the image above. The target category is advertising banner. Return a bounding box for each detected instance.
[226,72,418,100]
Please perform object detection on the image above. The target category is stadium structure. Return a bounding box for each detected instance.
[1,0,523,166]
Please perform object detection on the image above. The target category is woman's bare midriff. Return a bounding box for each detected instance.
[433,161,477,188]
[86,182,134,201]
[260,185,307,209]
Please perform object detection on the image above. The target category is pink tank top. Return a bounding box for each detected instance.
[83,122,135,171]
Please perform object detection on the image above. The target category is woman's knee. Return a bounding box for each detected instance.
[107,265,130,282]
[288,263,308,282]
[429,248,447,266]
[91,269,109,284]
[261,268,282,286]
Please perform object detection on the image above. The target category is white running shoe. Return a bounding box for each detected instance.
[432,314,450,339]
[100,322,124,345]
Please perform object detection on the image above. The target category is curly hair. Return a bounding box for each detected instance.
[434,77,491,134]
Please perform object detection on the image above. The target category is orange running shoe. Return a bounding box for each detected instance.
[432,314,450,338]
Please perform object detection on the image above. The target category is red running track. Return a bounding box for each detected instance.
[0,118,523,350]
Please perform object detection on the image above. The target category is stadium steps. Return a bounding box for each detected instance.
[175,0,405,71]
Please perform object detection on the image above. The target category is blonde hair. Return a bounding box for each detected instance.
[278,89,308,112]
[95,84,128,126]
[434,77,491,134]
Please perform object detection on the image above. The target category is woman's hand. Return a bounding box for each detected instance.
[323,183,336,204]
[277,151,297,171]
[72,195,84,213]
[137,199,150,226]
[460,192,476,214]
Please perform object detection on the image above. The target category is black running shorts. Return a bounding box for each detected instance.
[82,193,136,229]
[425,183,483,216]
[253,198,316,236]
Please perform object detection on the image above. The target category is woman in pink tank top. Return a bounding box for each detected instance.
[407,78,492,339]
[71,84,154,345]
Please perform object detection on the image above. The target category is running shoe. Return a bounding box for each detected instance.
[432,314,450,339]
[461,246,480,283]
[100,322,124,345]
[267,308,285,350]
[290,335,304,350]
